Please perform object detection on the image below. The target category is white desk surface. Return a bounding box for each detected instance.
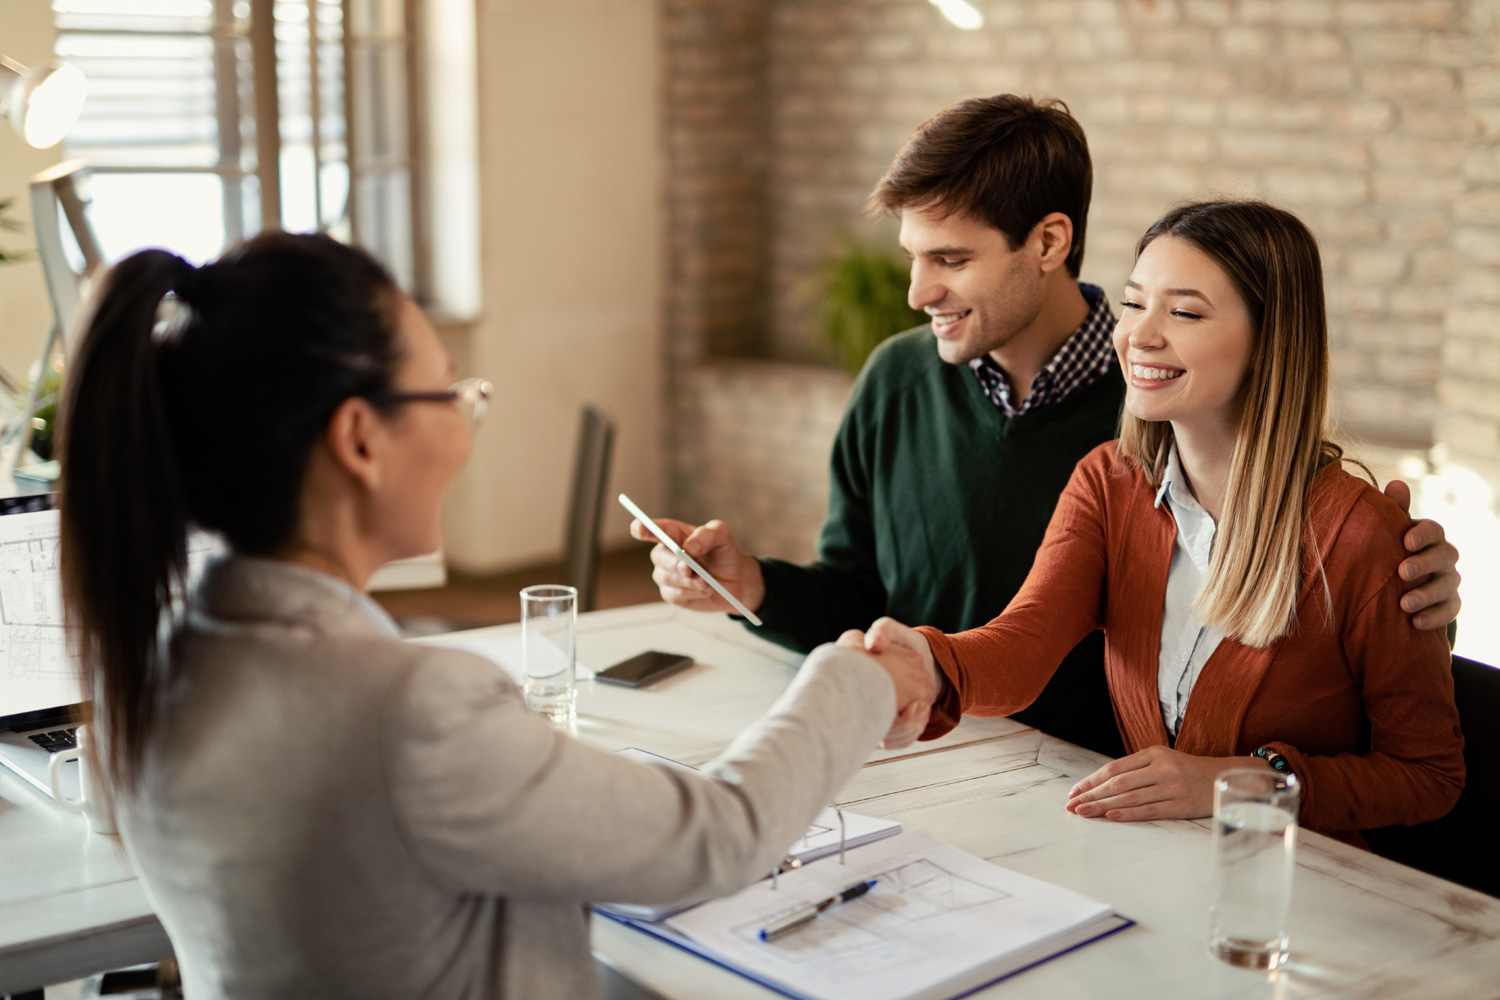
[596,730,1500,1000]
[2,603,1496,998]
[0,764,171,994]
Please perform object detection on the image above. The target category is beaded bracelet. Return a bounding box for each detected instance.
[1253,745,1295,778]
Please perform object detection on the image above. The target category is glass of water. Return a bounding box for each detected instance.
[521,585,577,726]
[1209,767,1300,971]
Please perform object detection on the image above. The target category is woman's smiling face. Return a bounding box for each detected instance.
[1112,235,1255,431]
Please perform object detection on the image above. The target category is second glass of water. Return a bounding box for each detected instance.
[1209,767,1300,971]
[521,584,577,726]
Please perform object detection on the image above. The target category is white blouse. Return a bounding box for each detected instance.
[1154,446,1226,737]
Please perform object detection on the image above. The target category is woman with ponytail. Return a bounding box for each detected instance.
[859,201,1464,844]
[59,232,934,1000]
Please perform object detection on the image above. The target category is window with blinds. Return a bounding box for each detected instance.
[345,0,416,291]
[274,0,351,239]
[52,0,251,264]
[51,0,415,290]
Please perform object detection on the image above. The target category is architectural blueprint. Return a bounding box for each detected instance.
[668,829,1118,1000]
[0,510,68,684]
[0,509,224,717]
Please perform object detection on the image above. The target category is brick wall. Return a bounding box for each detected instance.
[663,0,798,554]
[671,360,851,561]
[662,0,770,363]
[1440,1,1500,486]
[765,0,1487,445]
[663,0,1500,561]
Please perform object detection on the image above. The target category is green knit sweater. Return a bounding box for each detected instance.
[754,325,1128,756]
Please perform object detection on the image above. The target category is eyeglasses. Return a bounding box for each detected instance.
[366,377,494,426]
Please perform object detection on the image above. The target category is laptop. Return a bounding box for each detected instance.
[0,498,221,802]
[0,497,86,802]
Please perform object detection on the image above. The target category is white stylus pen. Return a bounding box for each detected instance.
[617,493,764,626]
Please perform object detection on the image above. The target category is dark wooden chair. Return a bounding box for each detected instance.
[562,404,615,613]
[1364,654,1500,898]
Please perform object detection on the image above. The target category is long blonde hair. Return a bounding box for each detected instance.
[1118,201,1343,647]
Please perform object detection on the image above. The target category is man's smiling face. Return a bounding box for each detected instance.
[899,204,1046,366]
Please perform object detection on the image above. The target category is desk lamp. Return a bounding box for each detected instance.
[1,56,86,150]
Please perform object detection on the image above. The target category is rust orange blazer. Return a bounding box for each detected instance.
[917,443,1464,841]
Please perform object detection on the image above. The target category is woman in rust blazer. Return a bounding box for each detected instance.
[865,201,1464,843]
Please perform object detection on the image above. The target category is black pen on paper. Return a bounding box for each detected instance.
[758,880,878,942]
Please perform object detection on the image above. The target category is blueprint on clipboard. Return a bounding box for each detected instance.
[660,828,1128,1000]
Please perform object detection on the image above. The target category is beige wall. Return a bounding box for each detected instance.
[0,0,63,384]
[1,0,663,575]
[1439,4,1500,487]
[444,0,664,573]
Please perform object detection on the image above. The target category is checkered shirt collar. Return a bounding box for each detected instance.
[969,282,1117,418]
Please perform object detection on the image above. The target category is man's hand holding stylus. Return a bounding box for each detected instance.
[630,517,766,616]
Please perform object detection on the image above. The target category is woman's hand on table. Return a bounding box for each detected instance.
[835,626,935,750]
[1065,746,1271,822]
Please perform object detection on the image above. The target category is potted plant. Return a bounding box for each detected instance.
[27,364,61,461]
[0,197,33,265]
[813,236,923,373]
[0,198,50,470]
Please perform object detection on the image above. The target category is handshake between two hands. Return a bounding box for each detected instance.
[834,618,942,750]
[834,619,1234,821]
[627,515,939,750]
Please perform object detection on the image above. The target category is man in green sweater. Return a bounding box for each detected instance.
[634,95,1462,758]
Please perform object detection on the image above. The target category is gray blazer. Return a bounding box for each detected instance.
[116,556,895,999]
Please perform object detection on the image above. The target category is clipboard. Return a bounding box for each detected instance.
[595,908,1135,1000]
[599,827,1134,1000]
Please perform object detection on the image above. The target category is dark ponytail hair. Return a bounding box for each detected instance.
[59,232,403,787]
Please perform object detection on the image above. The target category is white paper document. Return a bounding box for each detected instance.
[785,804,903,868]
[598,749,903,923]
[436,632,595,683]
[664,829,1121,1000]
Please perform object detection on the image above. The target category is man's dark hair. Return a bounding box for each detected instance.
[868,94,1093,277]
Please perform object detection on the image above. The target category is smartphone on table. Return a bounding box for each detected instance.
[595,650,695,688]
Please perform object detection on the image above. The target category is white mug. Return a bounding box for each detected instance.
[47,724,116,836]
